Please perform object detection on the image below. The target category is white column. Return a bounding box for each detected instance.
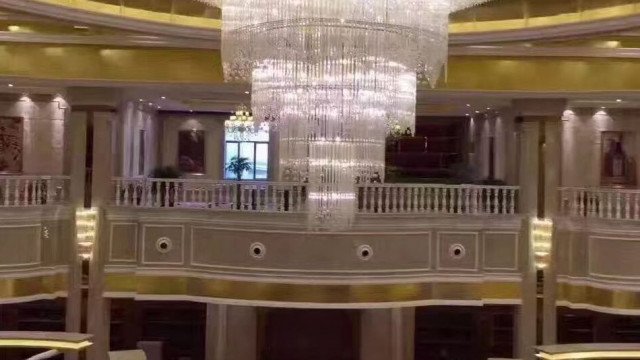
[360,308,414,360]
[87,111,115,360]
[543,118,561,345]
[517,119,539,360]
[206,304,257,360]
[65,110,87,360]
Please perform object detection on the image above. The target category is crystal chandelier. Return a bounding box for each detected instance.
[224,104,268,139]
[205,0,490,230]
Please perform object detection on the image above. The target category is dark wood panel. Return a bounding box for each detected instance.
[259,308,359,360]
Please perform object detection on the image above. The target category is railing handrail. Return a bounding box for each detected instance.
[359,183,519,190]
[0,175,70,180]
[113,177,304,186]
[559,186,640,194]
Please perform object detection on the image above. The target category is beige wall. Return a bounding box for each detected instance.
[0,95,69,175]
[160,113,225,180]
[118,102,159,177]
[562,108,640,188]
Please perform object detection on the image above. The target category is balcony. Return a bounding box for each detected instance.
[0,176,70,207]
[112,177,520,216]
[559,187,640,220]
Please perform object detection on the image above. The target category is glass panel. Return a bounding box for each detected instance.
[255,143,269,180]
[239,142,256,180]
[224,142,239,179]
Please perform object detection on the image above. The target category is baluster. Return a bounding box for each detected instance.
[385,186,391,213]
[13,178,19,206]
[492,188,498,214]
[153,180,160,207]
[635,193,640,220]
[397,187,404,213]
[114,180,121,206]
[270,185,276,211]
[296,185,302,212]
[21,179,28,206]
[35,180,42,205]
[571,190,578,216]
[3,178,9,206]
[376,186,383,214]
[625,193,631,219]
[509,189,516,214]
[616,192,622,219]
[463,187,470,214]
[123,181,130,206]
[482,188,488,213]
[607,192,613,218]
[417,187,423,212]
[279,185,285,211]
[456,187,462,214]
[586,192,593,217]
[433,187,440,213]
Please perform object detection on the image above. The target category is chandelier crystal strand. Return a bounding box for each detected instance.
[208,0,491,230]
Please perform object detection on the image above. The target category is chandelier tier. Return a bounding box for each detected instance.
[205,0,490,230]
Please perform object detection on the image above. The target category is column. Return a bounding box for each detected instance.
[65,110,88,360]
[87,111,115,360]
[517,118,539,360]
[360,308,414,360]
[206,304,257,360]
[543,118,562,345]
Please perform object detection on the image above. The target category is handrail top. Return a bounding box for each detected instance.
[0,175,70,180]
[113,177,519,189]
[559,186,640,194]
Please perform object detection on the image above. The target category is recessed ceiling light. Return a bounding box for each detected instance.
[466,104,470,107]
[73,25,89,30]
[601,106,606,109]
[190,110,194,113]
[7,25,20,32]
[244,91,250,94]
[139,99,143,102]
[8,84,13,87]
[148,102,153,106]
[465,113,469,116]
[161,96,166,100]
[475,110,480,114]
[486,107,491,110]
[616,99,622,102]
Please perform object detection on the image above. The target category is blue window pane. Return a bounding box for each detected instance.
[239,142,256,180]
[224,142,239,179]
[255,143,269,179]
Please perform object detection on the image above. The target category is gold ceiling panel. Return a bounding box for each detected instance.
[1,43,640,92]
[22,0,640,35]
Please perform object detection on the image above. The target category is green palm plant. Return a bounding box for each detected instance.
[225,156,253,181]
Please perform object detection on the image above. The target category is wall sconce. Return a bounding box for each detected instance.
[532,218,553,269]
[76,208,97,260]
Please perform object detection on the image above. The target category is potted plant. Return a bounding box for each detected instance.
[225,156,253,209]
[149,166,182,207]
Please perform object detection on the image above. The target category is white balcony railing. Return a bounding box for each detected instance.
[559,187,640,220]
[113,178,307,212]
[114,178,520,216]
[357,184,519,215]
[0,175,69,207]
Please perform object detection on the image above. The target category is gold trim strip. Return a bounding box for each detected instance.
[558,282,640,310]
[0,339,92,351]
[106,274,521,304]
[0,273,67,299]
[538,350,640,360]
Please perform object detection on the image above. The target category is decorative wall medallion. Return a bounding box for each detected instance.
[449,244,466,260]
[155,237,173,254]
[357,245,373,261]
[249,242,266,259]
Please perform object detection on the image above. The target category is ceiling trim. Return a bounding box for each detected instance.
[0,0,220,41]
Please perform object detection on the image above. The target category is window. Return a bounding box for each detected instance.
[224,129,269,180]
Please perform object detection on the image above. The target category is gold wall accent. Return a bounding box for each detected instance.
[33,0,221,29]
[105,273,521,304]
[33,0,640,35]
[0,273,67,299]
[2,43,640,92]
[559,282,640,311]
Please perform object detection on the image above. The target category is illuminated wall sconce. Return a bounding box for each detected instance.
[531,218,553,269]
[76,208,97,260]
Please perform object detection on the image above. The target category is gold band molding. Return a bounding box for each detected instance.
[104,273,521,305]
[558,282,640,312]
[0,273,67,300]
[2,43,640,92]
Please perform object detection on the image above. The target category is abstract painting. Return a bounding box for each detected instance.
[178,129,205,174]
[0,116,23,173]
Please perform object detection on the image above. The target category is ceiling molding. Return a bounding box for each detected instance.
[0,32,218,49]
[0,0,220,41]
[450,46,640,59]
[450,14,640,44]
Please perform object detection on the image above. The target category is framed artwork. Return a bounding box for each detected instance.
[178,129,205,174]
[601,131,636,187]
[0,116,23,174]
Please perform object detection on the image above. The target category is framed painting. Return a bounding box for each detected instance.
[601,131,636,187]
[0,116,23,174]
[178,129,205,174]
